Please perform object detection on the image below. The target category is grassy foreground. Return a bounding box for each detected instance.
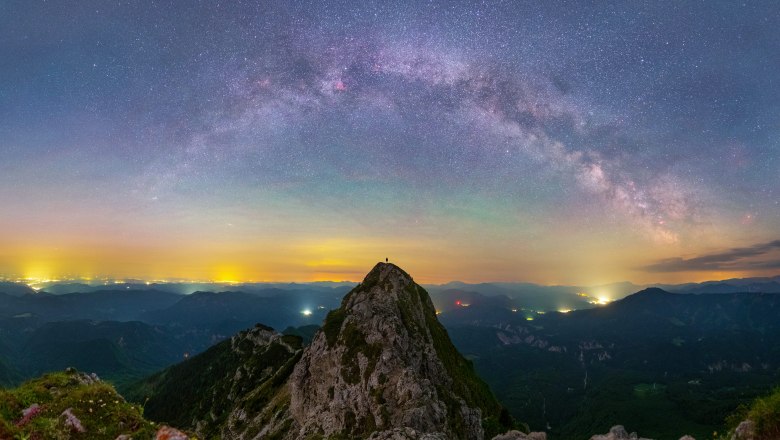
[0,369,161,440]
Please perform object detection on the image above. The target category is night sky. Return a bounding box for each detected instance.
[1,1,779,284]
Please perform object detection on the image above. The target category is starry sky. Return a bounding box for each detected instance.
[1,1,779,284]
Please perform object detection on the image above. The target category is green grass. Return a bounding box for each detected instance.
[723,387,780,440]
[323,308,347,347]
[633,383,666,397]
[339,321,382,385]
[749,389,780,438]
[0,369,160,440]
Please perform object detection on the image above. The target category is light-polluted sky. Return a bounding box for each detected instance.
[1,1,779,285]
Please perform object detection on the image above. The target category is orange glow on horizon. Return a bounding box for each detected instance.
[1,234,778,286]
[1,257,778,286]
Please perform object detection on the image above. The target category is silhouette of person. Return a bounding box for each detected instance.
[385,257,388,262]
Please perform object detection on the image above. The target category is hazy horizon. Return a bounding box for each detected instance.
[3,265,778,290]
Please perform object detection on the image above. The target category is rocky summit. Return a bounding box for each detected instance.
[282,262,509,439]
[132,262,514,439]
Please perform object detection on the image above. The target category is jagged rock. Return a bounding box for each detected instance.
[139,263,510,439]
[732,420,756,440]
[590,425,651,440]
[492,430,547,440]
[367,427,449,439]
[282,263,504,439]
[492,431,525,440]
[135,324,302,440]
[155,425,189,440]
[134,263,510,439]
[63,367,101,385]
[588,424,696,440]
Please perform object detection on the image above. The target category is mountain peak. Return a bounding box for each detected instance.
[631,287,672,297]
[336,262,418,323]
[284,263,509,439]
[361,262,413,288]
[130,263,512,439]
[637,287,670,294]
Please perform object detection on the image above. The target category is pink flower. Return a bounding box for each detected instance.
[15,403,42,427]
[61,408,86,433]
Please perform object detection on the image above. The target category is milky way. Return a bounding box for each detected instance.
[1,1,779,283]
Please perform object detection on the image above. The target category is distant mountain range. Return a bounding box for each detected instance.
[2,274,778,299]
[2,273,780,438]
[442,287,780,439]
[427,275,780,306]
[0,273,778,388]
[0,282,36,297]
[0,285,346,389]
[22,280,357,296]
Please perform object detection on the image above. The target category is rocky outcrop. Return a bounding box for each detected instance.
[590,425,644,440]
[0,369,161,439]
[133,263,512,439]
[491,430,547,440]
[589,425,695,440]
[154,425,190,440]
[283,263,495,439]
[732,420,756,440]
[131,324,302,439]
[218,263,512,439]
[367,428,450,439]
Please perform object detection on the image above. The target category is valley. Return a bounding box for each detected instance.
[1,267,779,438]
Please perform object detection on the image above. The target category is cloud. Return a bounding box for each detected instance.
[642,240,780,272]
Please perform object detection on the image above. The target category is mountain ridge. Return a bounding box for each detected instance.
[130,262,515,439]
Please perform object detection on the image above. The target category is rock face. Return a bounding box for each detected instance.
[589,425,695,440]
[492,430,547,440]
[589,425,649,440]
[732,420,756,440]
[134,263,511,439]
[367,428,450,439]
[283,262,501,439]
[155,425,190,440]
[130,324,303,439]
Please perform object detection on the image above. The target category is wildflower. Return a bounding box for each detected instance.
[16,403,42,427]
[61,408,86,433]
